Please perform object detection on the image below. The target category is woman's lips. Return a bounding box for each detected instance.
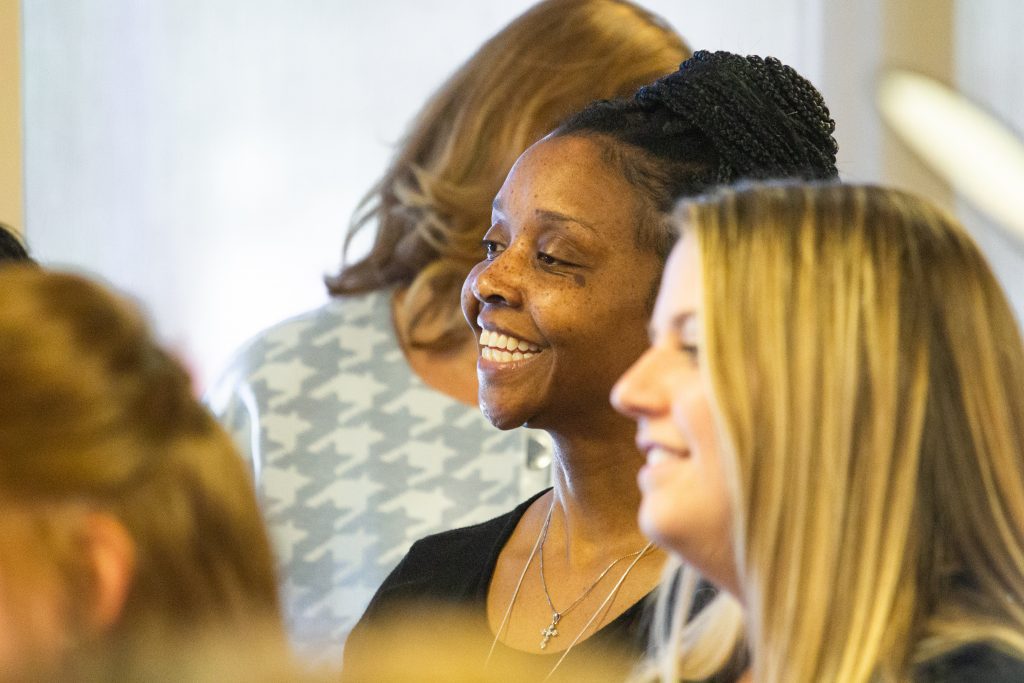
[642,445,690,466]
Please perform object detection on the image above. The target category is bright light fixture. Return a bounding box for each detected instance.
[878,69,1024,243]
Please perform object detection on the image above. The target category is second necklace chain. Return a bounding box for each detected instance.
[536,500,652,650]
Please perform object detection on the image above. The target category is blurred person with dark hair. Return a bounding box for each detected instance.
[0,223,32,264]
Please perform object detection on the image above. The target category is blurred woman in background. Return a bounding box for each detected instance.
[614,183,1024,682]
[0,267,284,679]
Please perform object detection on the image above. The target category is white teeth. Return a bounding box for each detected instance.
[477,329,543,359]
[647,447,673,466]
[479,346,536,364]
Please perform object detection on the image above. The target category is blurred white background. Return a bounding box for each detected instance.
[19,0,1024,387]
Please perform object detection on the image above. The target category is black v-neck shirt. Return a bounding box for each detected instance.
[915,642,1024,681]
[345,489,1024,681]
[344,489,655,681]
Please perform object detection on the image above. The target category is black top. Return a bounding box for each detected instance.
[915,642,1024,682]
[349,507,1024,683]
[344,489,655,681]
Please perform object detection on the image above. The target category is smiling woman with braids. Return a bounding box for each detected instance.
[208,0,690,661]
[345,51,838,682]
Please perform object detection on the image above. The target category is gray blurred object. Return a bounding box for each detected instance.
[878,69,1024,244]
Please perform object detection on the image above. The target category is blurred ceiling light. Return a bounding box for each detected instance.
[878,69,1024,244]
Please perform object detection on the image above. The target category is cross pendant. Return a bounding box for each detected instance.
[540,612,561,649]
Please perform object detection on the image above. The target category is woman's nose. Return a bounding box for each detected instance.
[611,347,665,419]
[468,250,523,308]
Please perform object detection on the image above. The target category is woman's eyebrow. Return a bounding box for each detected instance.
[646,312,688,342]
[534,208,596,234]
[489,199,597,234]
[673,312,698,337]
[649,310,695,341]
[663,311,697,336]
[491,198,506,221]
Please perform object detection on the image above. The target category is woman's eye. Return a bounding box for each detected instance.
[680,344,700,363]
[537,251,570,267]
[482,240,504,260]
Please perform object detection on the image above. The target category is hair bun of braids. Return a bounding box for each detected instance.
[553,49,840,259]
[633,50,838,180]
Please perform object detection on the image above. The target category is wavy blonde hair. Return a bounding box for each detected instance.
[645,183,1024,682]
[327,0,689,349]
[0,267,284,672]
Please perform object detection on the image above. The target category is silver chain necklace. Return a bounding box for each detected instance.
[486,497,656,681]
[536,502,650,649]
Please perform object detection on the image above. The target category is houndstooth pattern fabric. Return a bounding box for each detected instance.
[207,290,551,664]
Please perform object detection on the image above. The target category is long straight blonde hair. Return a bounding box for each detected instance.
[654,183,1024,682]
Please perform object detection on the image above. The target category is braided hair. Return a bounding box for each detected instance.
[554,50,839,258]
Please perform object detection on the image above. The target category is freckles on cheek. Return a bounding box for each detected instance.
[573,274,586,287]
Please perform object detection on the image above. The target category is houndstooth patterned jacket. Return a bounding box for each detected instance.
[207,290,551,664]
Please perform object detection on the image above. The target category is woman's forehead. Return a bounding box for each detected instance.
[494,135,641,234]
[653,234,701,327]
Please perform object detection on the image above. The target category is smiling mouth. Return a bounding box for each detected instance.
[479,329,541,363]
[646,446,689,466]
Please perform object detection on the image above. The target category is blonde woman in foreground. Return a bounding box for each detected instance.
[613,183,1024,682]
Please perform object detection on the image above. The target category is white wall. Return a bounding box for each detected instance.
[22,0,840,387]
[955,0,1024,323]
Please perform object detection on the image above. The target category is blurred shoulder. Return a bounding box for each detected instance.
[235,291,393,362]
[206,291,394,403]
[401,504,524,568]
[916,641,1024,682]
[380,490,548,594]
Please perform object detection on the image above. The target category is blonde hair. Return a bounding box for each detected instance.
[0,268,284,670]
[327,0,689,349]
[651,183,1024,682]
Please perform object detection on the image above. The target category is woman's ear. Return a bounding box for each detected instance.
[81,512,136,632]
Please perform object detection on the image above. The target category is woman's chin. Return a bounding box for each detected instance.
[480,404,529,431]
[637,499,687,556]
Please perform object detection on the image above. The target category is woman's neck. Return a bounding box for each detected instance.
[485,425,664,655]
[545,428,648,558]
